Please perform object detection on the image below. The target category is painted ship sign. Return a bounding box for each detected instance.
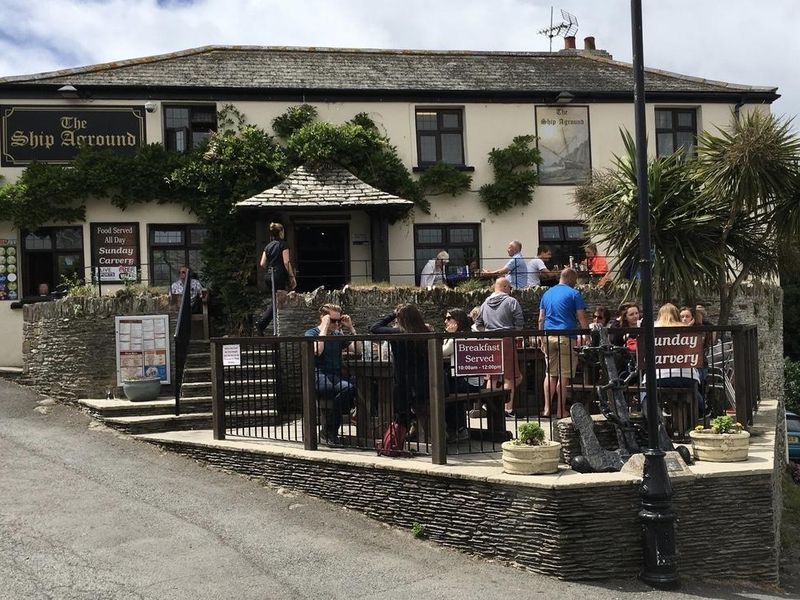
[1,106,146,166]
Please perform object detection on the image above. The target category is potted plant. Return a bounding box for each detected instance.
[121,373,163,402]
[502,422,562,475]
[689,415,750,462]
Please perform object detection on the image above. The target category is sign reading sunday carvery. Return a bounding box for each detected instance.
[638,332,704,370]
[454,339,504,376]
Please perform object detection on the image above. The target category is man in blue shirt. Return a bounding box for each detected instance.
[482,240,526,289]
[538,268,588,418]
[305,303,358,447]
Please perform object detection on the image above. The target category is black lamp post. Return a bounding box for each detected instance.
[630,0,679,588]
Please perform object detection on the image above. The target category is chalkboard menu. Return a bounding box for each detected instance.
[0,239,18,300]
[90,223,140,282]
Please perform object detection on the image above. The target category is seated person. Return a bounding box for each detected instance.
[305,304,358,447]
[170,266,204,313]
[442,308,483,442]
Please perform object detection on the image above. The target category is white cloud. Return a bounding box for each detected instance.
[0,0,796,120]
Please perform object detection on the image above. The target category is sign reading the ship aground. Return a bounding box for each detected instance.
[1,106,146,166]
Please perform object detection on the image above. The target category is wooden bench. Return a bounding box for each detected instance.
[445,387,511,442]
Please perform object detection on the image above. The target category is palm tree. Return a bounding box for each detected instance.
[574,117,789,323]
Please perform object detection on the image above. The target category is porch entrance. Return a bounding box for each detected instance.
[294,224,349,291]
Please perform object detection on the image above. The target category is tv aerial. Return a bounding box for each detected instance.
[538,8,579,53]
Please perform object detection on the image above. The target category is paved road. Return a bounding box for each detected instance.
[0,379,791,600]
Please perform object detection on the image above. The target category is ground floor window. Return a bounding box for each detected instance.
[22,226,84,297]
[413,223,480,284]
[148,225,208,287]
[538,221,587,267]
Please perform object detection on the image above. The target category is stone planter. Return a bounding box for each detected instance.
[122,377,162,402]
[688,429,750,462]
[501,440,562,475]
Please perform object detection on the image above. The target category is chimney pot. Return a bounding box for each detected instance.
[564,36,576,50]
[584,36,596,51]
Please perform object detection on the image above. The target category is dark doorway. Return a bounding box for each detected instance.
[294,224,349,291]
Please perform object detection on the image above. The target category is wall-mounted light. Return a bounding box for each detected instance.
[556,91,574,104]
[57,84,79,98]
[144,101,158,113]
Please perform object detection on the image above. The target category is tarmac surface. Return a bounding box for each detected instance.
[0,379,793,600]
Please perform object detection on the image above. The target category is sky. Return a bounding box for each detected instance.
[0,0,797,124]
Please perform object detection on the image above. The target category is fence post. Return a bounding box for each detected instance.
[731,327,750,428]
[211,340,225,440]
[428,337,446,465]
[301,339,318,450]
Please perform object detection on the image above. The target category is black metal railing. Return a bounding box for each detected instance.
[172,268,195,416]
[210,324,760,464]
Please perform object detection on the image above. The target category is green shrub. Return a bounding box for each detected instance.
[455,278,488,292]
[515,421,546,446]
[786,358,800,414]
[708,415,743,434]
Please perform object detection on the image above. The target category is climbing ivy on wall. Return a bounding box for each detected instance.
[479,135,542,214]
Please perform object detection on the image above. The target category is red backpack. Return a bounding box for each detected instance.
[377,421,411,457]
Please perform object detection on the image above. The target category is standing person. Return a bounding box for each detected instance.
[419,251,449,288]
[170,265,203,313]
[526,245,556,288]
[538,268,589,418]
[369,304,432,439]
[255,222,296,335]
[482,240,526,289]
[475,277,524,416]
[304,304,358,447]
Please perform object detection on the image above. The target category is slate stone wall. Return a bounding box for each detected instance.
[272,282,783,398]
[21,295,177,402]
[152,439,778,582]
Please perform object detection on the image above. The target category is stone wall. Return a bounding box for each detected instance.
[272,282,783,398]
[154,439,778,582]
[21,295,177,402]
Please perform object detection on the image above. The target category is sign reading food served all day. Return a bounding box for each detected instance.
[1,106,146,166]
[90,223,139,282]
[454,338,505,377]
[0,239,18,301]
[637,332,704,370]
[115,315,171,385]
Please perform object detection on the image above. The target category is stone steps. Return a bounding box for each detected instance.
[79,396,211,418]
[100,410,280,435]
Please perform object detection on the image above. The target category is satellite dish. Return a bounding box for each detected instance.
[538,8,579,52]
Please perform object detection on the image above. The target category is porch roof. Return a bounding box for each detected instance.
[236,165,415,210]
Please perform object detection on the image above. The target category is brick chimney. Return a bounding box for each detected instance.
[564,36,576,49]
[584,36,596,51]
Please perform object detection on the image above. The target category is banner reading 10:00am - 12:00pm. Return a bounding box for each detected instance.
[1,106,146,166]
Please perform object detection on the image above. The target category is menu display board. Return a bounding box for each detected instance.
[91,223,139,282]
[0,239,19,301]
[115,315,171,385]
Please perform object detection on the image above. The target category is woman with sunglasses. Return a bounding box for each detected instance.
[442,308,483,442]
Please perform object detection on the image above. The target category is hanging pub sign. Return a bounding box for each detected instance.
[1,105,146,166]
[90,223,140,282]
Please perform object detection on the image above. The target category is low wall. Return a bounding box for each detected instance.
[142,398,781,582]
[21,295,177,401]
[272,282,783,398]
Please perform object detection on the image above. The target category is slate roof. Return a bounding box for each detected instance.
[0,46,778,98]
[236,165,415,209]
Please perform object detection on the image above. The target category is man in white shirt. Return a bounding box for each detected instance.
[419,251,449,288]
[526,245,555,287]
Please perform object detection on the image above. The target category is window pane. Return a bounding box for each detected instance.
[449,227,475,244]
[165,108,190,129]
[153,229,184,245]
[187,249,205,280]
[441,133,463,165]
[152,249,185,287]
[657,132,674,156]
[441,112,460,129]
[676,132,695,157]
[25,232,52,250]
[655,110,672,129]
[192,131,211,148]
[677,111,694,128]
[55,228,83,250]
[191,108,216,124]
[416,227,443,245]
[565,225,587,240]
[444,247,466,266]
[419,135,437,163]
[189,227,209,246]
[57,253,81,281]
[539,225,561,241]
[416,112,438,131]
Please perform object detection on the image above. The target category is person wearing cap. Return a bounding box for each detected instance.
[420,251,449,288]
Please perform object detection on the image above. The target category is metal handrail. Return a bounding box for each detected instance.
[173,268,194,416]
